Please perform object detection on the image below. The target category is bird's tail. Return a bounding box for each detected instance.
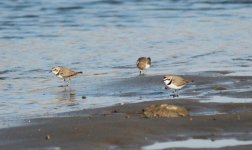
[73,72,83,76]
[187,79,194,83]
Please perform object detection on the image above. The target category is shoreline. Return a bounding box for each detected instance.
[1,74,252,149]
[1,98,252,149]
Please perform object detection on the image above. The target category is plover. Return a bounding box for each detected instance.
[136,57,151,75]
[163,75,193,97]
[51,66,82,81]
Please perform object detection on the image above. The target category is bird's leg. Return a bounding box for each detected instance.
[66,79,71,87]
[60,79,67,87]
[62,79,69,87]
[172,90,176,95]
[171,90,179,98]
[174,90,179,97]
[170,90,175,97]
[140,70,144,76]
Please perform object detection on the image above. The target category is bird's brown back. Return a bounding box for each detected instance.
[171,76,192,87]
[137,57,151,70]
[59,68,81,78]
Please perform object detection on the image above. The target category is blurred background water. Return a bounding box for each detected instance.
[0,0,252,125]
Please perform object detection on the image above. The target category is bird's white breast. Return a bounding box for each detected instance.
[145,64,150,69]
[164,80,184,90]
[164,80,170,85]
[52,70,58,75]
[167,83,184,90]
[57,74,64,79]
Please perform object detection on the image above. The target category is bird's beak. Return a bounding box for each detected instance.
[49,70,52,73]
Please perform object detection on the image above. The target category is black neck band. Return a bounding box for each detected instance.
[167,80,172,85]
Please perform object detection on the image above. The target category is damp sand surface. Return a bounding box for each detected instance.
[1,75,252,149]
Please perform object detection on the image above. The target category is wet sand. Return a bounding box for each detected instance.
[1,74,252,149]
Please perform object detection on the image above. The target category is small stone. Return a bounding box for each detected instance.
[213,86,227,91]
[211,138,216,142]
[112,109,118,113]
[125,115,130,119]
[45,134,51,140]
[82,96,86,99]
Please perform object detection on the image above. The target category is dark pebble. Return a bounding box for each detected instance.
[45,134,51,140]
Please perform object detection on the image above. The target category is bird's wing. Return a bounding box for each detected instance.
[172,76,189,86]
[137,61,146,70]
[60,68,76,78]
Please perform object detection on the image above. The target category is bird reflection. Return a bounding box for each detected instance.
[56,87,78,106]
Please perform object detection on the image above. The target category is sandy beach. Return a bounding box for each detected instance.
[1,74,252,149]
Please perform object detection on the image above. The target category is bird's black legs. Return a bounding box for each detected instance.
[171,90,179,98]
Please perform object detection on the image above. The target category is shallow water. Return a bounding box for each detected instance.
[0,0,252,122]
[142,138,252,149]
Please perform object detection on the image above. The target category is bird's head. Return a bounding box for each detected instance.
[163,76,172,85]
[51,66,61,75]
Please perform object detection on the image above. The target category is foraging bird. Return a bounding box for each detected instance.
[136,57,151,75]
[163,75,193,97]
[51,66,82,81]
